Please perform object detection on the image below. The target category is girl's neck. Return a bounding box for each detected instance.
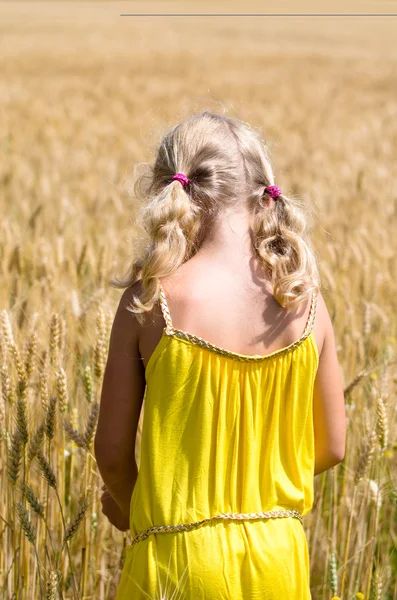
[197,205,256,264]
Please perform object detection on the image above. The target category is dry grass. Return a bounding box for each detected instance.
[1,2,397,598]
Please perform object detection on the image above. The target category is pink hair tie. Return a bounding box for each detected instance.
[172,172,190,187]
[264,185,282,199]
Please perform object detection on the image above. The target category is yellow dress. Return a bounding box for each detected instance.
[116,283,319,599]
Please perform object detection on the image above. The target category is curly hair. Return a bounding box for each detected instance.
[110,110,320,325]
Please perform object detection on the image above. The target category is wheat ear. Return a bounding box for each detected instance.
[63,490,91,544]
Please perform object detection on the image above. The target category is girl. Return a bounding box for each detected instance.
[94,110,346,599]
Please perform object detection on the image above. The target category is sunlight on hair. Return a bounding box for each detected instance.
[110,109,320,323]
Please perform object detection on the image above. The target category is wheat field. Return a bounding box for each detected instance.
[0,2,396,598]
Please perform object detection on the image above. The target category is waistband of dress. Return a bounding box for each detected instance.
[129,508,303,548]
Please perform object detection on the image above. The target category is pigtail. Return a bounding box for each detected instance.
[225,114,320,311]
[250,187,320,310]
[111,173,204,325]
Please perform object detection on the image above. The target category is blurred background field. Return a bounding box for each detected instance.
[0,2,396,599]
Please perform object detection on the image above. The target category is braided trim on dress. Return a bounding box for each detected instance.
[158,283,174,331]
[158,283,318,362]
[129,507,303,548]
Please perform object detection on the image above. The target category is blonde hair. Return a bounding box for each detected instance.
[110,110,320,325]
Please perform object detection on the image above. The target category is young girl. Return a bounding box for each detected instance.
[94,110,346,599]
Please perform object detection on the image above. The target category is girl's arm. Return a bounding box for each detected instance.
[94,282,146,517]
[313,292,347,477]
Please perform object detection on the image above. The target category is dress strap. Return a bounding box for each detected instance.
[301,290,318,339]
[158,282,174,333]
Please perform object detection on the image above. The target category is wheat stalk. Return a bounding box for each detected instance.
[354,429,377,485]
[39,355,50,412]
[328,552,338,596]
[28,422,46,464]
[7,428,23,485]
[94,306,107,379]
[375,396,388,451]
[0,310,15,350]
[46,570,59,600]
[1,362,15,406]
[20,482,45,520]
[63,419,86,448]
[83,365,93,404]
[16,397,29,446]
[24,331,38,380]
[0,398,5,443]
[16,501,44,599]
[341,425,378,597]
[17,501,37,544]
[50,313,60,368]
[63,491,90,544]
[83,401,99,450]
[36,450,57,489]
[369,565,386,600]
[45,396,57,442]
[55,367,68,414]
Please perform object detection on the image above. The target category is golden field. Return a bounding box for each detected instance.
[0,2,396,598]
